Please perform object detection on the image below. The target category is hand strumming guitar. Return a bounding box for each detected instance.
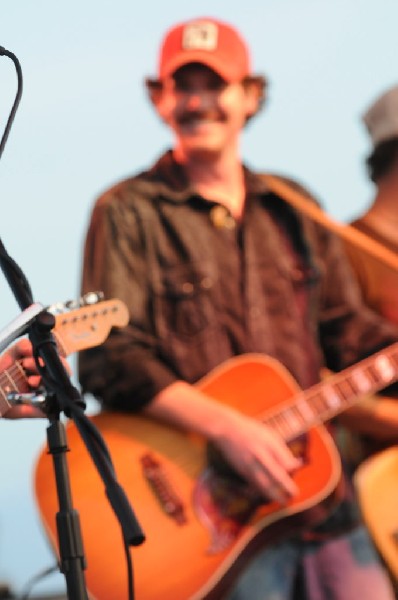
[145,380,301,505]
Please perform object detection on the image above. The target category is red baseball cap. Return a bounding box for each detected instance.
[157,17,251,83]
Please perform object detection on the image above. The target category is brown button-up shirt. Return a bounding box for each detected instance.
[79,151,398,411]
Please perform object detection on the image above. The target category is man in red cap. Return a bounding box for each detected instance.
[79,17,398,599]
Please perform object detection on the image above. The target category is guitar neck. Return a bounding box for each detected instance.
[264,342,398,441]
[0,297,129,417]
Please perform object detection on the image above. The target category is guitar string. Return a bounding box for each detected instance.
[263,344,398,442]
[0,361,29,393]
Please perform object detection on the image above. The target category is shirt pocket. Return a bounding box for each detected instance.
[153,262,216,340]
[258,254,320,315]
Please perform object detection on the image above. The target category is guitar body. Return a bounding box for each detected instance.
[354,446,398,583]
[34,354,342,600]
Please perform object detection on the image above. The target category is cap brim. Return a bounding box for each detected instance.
[160,51,245,82]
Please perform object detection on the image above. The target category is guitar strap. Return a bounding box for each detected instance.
[260,174,398,272]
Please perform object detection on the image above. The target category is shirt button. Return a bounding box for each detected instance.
[210,205,235,229]
[182,282,194,294]
[201,276,212,289]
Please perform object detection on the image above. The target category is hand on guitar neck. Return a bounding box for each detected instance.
[0,338,71,419]
[0,296,129,420]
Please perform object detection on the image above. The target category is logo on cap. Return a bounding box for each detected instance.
[182,21,218,52]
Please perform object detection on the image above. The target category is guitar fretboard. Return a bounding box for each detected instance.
[0,361,28,416]
[0,330,68,417]
[263,342,398,441]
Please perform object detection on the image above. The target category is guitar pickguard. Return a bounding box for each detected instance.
[193,434,309,555]
[193,467,261,554]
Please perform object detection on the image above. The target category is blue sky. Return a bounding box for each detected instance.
[0,0,398,595]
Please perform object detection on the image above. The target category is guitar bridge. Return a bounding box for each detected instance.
[141,453,187,525]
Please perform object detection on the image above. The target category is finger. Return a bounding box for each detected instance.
[0,352,14,372]
[10,338,33,360]
[5,405,45,419]
[255,477,290,504]
[261,430,302,472]
[250,451,300,501]
[21,357,39,373]
[27,375,41,389]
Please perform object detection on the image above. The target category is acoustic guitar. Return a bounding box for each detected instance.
[34,344,398,600]
[0,296,129,415]
[354,446,398,585]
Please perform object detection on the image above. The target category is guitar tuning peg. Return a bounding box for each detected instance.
[65,299,80,310]
[81,291,104,305]
[47,292,105,315]
[47,301,67,315]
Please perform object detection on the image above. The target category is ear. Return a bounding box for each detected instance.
[145,78,163,107]
[243,76,268,119]
[145,78,173,123]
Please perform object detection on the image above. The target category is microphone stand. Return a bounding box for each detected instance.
[0,240,146,600]
[0,47,145,600]
[32,325,89,599]
[0,240,90,598]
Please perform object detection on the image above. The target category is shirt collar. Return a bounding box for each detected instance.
[142,150,273,204]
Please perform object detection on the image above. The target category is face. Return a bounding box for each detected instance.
[151,63,260,159]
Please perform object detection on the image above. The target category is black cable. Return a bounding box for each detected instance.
[0,46,23,162]
[0,46,142,600]
[18,563,60,599]
[0,46,33,306]
[123,535,135,600]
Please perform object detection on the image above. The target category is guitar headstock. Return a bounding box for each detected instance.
[51,294,129,356]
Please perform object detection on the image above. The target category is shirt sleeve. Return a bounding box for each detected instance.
[78,190,179,411]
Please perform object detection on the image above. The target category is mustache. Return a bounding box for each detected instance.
[177,109,226,125]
